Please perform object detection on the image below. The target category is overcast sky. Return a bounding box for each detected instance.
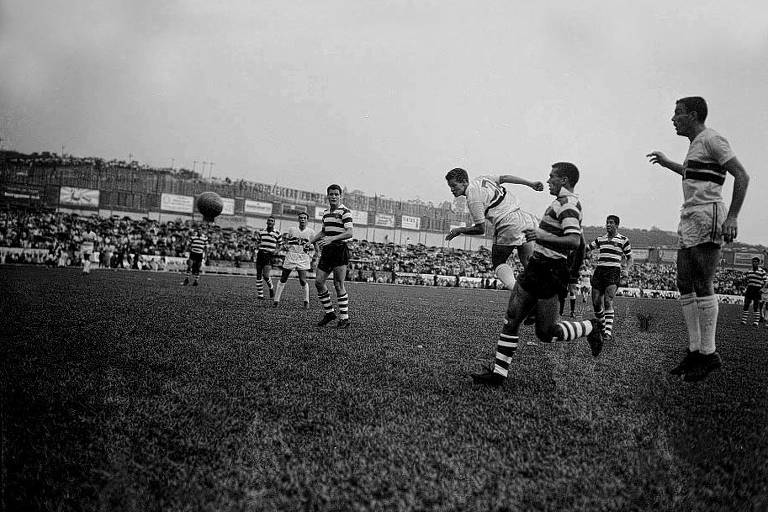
[1,1,767,243]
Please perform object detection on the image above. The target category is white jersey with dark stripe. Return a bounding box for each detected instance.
[284,226,316,255]
[587,233,632,268]
[682,127,735,209]
[189,234,208,254]
[322,204,353,243]
[534,190,582,260]
[745,268,767,289]
[257,228,280,254]
[465,175,521,229]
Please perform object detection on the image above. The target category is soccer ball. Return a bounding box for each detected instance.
[197,191,224,222]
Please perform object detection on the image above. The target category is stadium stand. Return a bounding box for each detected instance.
[1,151,765,295]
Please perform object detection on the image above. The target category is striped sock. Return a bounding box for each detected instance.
[257,280,264,298]
[594,309,605,334]
[318,291,334,314]
[604,309,615,337]
[741,309,749,324]
[555,319,593,341]
[752,311,759,326]
[337,293,349,320]
[493,333,518,378]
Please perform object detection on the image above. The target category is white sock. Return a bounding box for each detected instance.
[274,281,286,302]
[303,283,310,303]
[495,263,516,290]
[680,293,700,352]
[697,295,718,355]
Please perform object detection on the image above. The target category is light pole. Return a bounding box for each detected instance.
[193,160,197,173]
[201,161,208,179]
[209,162,215,180]
[171,158,175,170]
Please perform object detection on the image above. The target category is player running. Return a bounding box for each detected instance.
[255,216,280,299]
[182,225,208,286]
[273,212,317,309]
[585,215,633,342]
[471,162,603,387]
[444,168,543,289]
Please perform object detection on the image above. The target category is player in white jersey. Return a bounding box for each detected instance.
[80,229,98,275]
[445,168,543,290]
[273,212,317,309]
[648,96,750,382]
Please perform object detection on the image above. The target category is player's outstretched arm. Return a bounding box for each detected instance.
[445,222,484,241]
[646,151,684,176]
[524,228,581,250]
[722,156,750,243]
[498,174,545,191]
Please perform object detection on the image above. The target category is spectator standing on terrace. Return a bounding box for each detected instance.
[309,184,354,328]
[585,215,633,342]
[741,257,766,326]
[255,216,280,299]
[472,162,603,387]
[273,212,316,309]
[444,168,543,290]
[648,96,750,382]
[183,225,208,286]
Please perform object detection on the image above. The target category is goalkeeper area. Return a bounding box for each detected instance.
[3,267,767,511]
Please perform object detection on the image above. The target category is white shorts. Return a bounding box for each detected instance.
[494,209,539,246]
[678,202,726,249]
[282,251,311,271]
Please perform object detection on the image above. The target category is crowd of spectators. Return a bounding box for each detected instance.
[0,208,760,296]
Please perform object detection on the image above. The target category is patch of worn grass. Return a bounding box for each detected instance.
[2,267,767,511]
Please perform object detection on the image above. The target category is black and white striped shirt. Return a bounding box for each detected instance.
[257,228,280,254]
[587,234,632,268]
[322,204,354,245]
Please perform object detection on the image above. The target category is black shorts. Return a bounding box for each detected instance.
[318,243,350,273]
[744,286,761,304]
[491,244,516,268]
[189,252,203,275]
[591,266,621,291]
[256,250,276,269]
[517,255,570,300]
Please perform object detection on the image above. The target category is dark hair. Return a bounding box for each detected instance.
[268,216,275,221]
[677,96,708,123]
[552,162,579,186]
[298,212,309,219]
[752,256,760,262]
[607,215,620,225]
[327,184,342,194]
[445,168,469,182]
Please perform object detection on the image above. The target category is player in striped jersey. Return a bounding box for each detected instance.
[741,257,766,326]
[273,212,316,309]
[445,169,543,289]
[472,162,603,387]
[585,215,633,342]
[182,225,208,286]
[648,96,750,382]
[309,184,354,328]
[255,216,280,299]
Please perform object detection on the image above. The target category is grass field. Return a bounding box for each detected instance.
[2,266,768,511]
